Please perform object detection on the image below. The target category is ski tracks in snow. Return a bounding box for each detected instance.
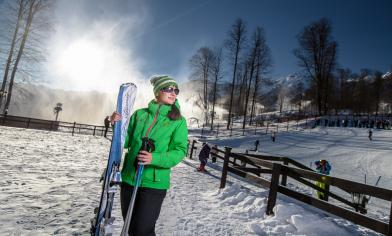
[155,159,378,236]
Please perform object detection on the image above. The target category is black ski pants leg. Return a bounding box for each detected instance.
[120,183,166,236]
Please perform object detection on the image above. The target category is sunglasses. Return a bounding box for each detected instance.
[161,87,180,95]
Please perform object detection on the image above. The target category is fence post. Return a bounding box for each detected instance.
[305,116,308,128]
[189,140,196,159]
[266,163,281,215]
[216,122,219,138]
[2,114,6,125]
[254,122,257,135]
[281,159,288,186]
[72,122,76,136]
[266,123,269,134]
[220,147,232,189]
[325,182,330,202]
[26,118,31,128]
[388,200,392,236]
[93,126,96,136]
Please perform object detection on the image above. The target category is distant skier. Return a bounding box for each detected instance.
[104,116,110,138]
[314,159,331,201]
[197,142,211,172]
[251,140,260,151]
[368,129,373,141]
[271,132,276,142]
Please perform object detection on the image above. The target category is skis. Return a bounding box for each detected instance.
[91,83,137,236]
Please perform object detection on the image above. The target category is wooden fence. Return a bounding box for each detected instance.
[188,140,392,236]
[0,114,112,137]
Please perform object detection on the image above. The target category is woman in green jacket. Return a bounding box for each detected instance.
[112,75,188,235]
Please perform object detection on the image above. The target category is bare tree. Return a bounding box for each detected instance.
[190,46,214,125]
[294,18,338,116]
[1,0,52,114]
[372,71,384,115]
[249,27,272,125]
[225,18,246,129]
[234,61,248,115]
[0,0,25,110]
[241,42,258,129]
[335,68,351,112]
[53,102,62,121]
[277,84,287,114]
[210,48,223,130]
[352,69,371,114]
[384,72,392,113]
[289,82,305,114]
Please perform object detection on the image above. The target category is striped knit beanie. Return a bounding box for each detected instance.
[150,75,178,96]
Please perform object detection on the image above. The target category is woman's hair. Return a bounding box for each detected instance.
[168,103,182,120]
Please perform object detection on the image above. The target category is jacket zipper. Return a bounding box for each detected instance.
[144,105,161,137]
[134,105,161,182]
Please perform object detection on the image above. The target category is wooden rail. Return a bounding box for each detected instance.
[0,114,112,137]
[188,139,392,235]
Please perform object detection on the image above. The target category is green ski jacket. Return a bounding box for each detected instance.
[121,99,188,189]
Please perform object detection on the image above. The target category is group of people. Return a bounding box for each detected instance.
[315,118,391,130]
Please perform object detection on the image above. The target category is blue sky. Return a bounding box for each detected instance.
[136,0,392,78]
[46,0,392,90]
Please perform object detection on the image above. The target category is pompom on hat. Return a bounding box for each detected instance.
[150,75,178,96]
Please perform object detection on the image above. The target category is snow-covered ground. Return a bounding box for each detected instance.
[0,125,390,235]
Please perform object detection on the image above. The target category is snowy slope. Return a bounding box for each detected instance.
[0,125,389,235]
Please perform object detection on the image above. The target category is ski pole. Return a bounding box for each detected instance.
[366,176,382,203]
[120,137,154,236]
[120,163,144,236]
[374,175,381,186]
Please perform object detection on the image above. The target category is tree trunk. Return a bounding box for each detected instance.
[227,44,240,129]
[0,0,24,110]
[210,76,218,130]
[203,61,209,126]
[4,0,35,114]
[242,56,256,130]
[237,65,248,115]
[249,53,261,126]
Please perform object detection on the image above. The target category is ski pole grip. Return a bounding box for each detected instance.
[141,137,155,152]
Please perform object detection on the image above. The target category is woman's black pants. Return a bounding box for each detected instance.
[120,182,166,236]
